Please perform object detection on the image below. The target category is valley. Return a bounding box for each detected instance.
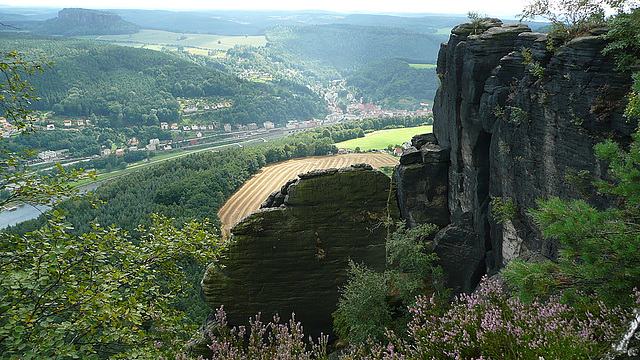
[3,3,639,359]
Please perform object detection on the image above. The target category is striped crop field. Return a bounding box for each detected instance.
[217,153,398,235]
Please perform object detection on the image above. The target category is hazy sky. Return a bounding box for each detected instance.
[0,0,531,17]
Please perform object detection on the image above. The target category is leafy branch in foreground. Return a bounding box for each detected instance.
[0,213,226,359]
[519,0,626,39]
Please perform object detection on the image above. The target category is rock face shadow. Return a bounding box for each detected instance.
[199,163,398,346]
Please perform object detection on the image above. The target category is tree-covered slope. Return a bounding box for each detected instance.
[347,57,438,108]
[0,32,326,127]
[265,24,447,73]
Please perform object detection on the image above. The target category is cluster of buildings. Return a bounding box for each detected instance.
[180,99,231,114]
[37,149,69,161]
[317,79,432,123]
[0,117,16,137]
[238,69,274,81]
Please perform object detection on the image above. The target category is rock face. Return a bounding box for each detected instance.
[200,164,396,344]
[394,19,636,293]
[393,133,449,230]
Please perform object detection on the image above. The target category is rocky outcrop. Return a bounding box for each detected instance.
[395,19,636,293]
[39,8,139,36]
[197,164,397,351]
[603,308,640,360]
[393,133,449,230]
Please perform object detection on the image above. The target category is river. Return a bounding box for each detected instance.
[0,181,106,230]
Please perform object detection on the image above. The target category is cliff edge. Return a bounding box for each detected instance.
[395,19,636,293]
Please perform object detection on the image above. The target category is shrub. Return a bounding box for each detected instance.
[333,222,443,345]
[199,307,328,360]
[342,276,631,360]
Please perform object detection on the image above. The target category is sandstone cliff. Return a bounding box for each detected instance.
[394,19,636,293]
[194,164,397,353]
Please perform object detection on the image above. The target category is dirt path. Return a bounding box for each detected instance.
[217,153,398,235]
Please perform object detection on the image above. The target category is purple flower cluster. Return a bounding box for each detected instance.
[200,306,328,360]
[196,282,638,360]
[343,276,631,360]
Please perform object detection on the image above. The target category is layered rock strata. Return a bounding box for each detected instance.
[200,163,397,344]
[395,19,636,293]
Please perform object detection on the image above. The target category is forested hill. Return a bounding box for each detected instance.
[111,9,469,36]
[265,24,446,72]
[0,32,326,127]
[346,58,438,109]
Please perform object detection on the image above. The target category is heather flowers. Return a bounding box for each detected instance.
[199,306,328,360]
[343,276,630,360]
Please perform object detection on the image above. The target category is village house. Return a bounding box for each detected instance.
[102,148,112,157]
[208,124,215,130]
[76,119,85,126]
[263,121,275,130]
[37,150,57,161]
[171,123,179,130]
[196,131,203,138]
[115,149,125,156]
[183,105,198,113]
[46,124,55,130]
[129,138,139,146]
[54,149,69,158]
[160,122,169,130]
[64,120,72,127]
[223,124,232,132]
[247,123,258,131]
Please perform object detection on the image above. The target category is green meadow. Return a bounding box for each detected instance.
[408,63,437,69]
[335,125,433,150]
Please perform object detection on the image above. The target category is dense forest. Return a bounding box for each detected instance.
[346,58,438,109]
[0,32,326,127]
[264,24,445,73]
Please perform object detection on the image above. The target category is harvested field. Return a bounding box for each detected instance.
[218,153,398,235]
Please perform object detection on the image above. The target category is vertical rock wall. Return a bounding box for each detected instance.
[396,19,636,293]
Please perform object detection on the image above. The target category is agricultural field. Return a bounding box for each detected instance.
[408,63,437,69]
[335,125,433,151]
[78,30,268,55]
[217,153,398,234]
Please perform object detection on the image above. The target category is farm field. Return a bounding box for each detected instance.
[335,125,432,151]
[218,153,398,235]
[409,63,437,69]
[78,30,267,54]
